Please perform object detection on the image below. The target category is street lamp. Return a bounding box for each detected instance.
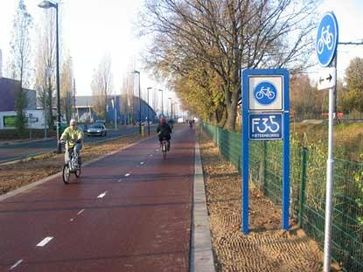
[111,96,117,130]
[38,0,61,153]
[168,97,172,119]
[147,87,152,136]
[158,89,164,117]
[132,70,142,135]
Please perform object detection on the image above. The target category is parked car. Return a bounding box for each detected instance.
[86,123,107,137]
[77,123,88,133]
[94,120,106,125]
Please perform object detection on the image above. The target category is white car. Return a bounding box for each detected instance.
[86,124,107,137]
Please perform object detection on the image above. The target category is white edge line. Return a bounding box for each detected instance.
[10,259,23,270]
[36,236,54,247]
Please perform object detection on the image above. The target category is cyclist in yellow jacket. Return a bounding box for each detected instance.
[60,119,84,165]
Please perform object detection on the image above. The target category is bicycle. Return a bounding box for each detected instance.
[256,86,276,100]
[317,25,334,54]
[61,143,81,184]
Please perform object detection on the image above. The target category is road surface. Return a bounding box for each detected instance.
[0,127,195,271]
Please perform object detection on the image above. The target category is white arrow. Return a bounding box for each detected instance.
[97,191,108,199]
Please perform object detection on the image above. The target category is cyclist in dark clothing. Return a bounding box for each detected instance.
[156,117,172,151]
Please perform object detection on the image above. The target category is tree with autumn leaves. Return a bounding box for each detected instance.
[139,0,318,130]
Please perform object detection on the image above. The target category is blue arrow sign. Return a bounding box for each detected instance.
[316,12,338,67]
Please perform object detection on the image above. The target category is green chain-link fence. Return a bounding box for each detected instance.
[201,123,363,271]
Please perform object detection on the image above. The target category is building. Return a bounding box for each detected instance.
[0,76,39,129]
[75,95,157,125]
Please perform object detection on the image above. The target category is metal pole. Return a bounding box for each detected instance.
[159,89,164,116]
[323,57,336,272]
[55,4,61,153]
[114,96,117,130]
[138,74,141,135]
[147,87,151,136]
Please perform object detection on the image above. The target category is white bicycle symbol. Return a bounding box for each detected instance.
[252,116,280,134]
[256,87,276,100]
[317,25,334,54]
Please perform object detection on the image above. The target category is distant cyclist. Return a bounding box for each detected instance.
[59,119,83,165]
[156,117,172,151]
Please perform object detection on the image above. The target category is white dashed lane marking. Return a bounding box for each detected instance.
[97,191,108,199]
[10,259,23,270]
[77,209,85,215]
[36,236,53,247]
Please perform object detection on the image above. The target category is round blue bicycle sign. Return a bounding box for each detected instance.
[254,81,277,105]
[316,12,338,67]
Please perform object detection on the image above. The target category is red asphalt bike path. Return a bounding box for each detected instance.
[0,126,195,272]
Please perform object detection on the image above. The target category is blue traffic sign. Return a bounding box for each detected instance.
[316,12,338,67]
[241,68,290,234]
[254,81,277,105]
[249,113,282,140]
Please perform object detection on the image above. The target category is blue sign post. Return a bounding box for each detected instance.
[242,69,290,234]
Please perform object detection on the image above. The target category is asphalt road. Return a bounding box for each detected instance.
[0,126,145,164]
[0,126,195,271]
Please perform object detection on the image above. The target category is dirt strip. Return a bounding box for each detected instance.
[0,134,141,195]
[198,132,341,272]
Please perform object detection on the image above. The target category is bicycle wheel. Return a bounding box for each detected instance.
[75,167,81,178]
[162,142,167,160]
[62,164,70,184]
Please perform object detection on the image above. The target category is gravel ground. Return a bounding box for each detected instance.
[198,131,340,272]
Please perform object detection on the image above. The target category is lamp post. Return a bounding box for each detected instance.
[133,70,142,135]
[147,87,152,136]
[39,0,61,153]
[158,89,164,117]
[111,96,117,130]
[168,97,172,118]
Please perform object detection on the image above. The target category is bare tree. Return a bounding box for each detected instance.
[140,0,319,130]
[60,54,74,123]
[8,0,33,134]
[35,9,57,130]
[91,54,113,120]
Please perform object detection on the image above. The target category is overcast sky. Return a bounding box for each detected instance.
[0,0,363,97]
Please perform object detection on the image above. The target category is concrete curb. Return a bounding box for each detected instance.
[0,137,55,147]
[0,136,149,202]
[190,141,216,272]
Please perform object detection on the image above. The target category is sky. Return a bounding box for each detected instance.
[0,0,363,100]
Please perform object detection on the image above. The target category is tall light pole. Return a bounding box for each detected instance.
[158,89,164,117]
[133,70,142,135]
[168,97,172,118]
[111,96,117,130]
[39,0,61,153]
[147,87,152,136]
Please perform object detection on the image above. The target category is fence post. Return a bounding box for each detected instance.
[263,141,268,195]
[298,147,308,228]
